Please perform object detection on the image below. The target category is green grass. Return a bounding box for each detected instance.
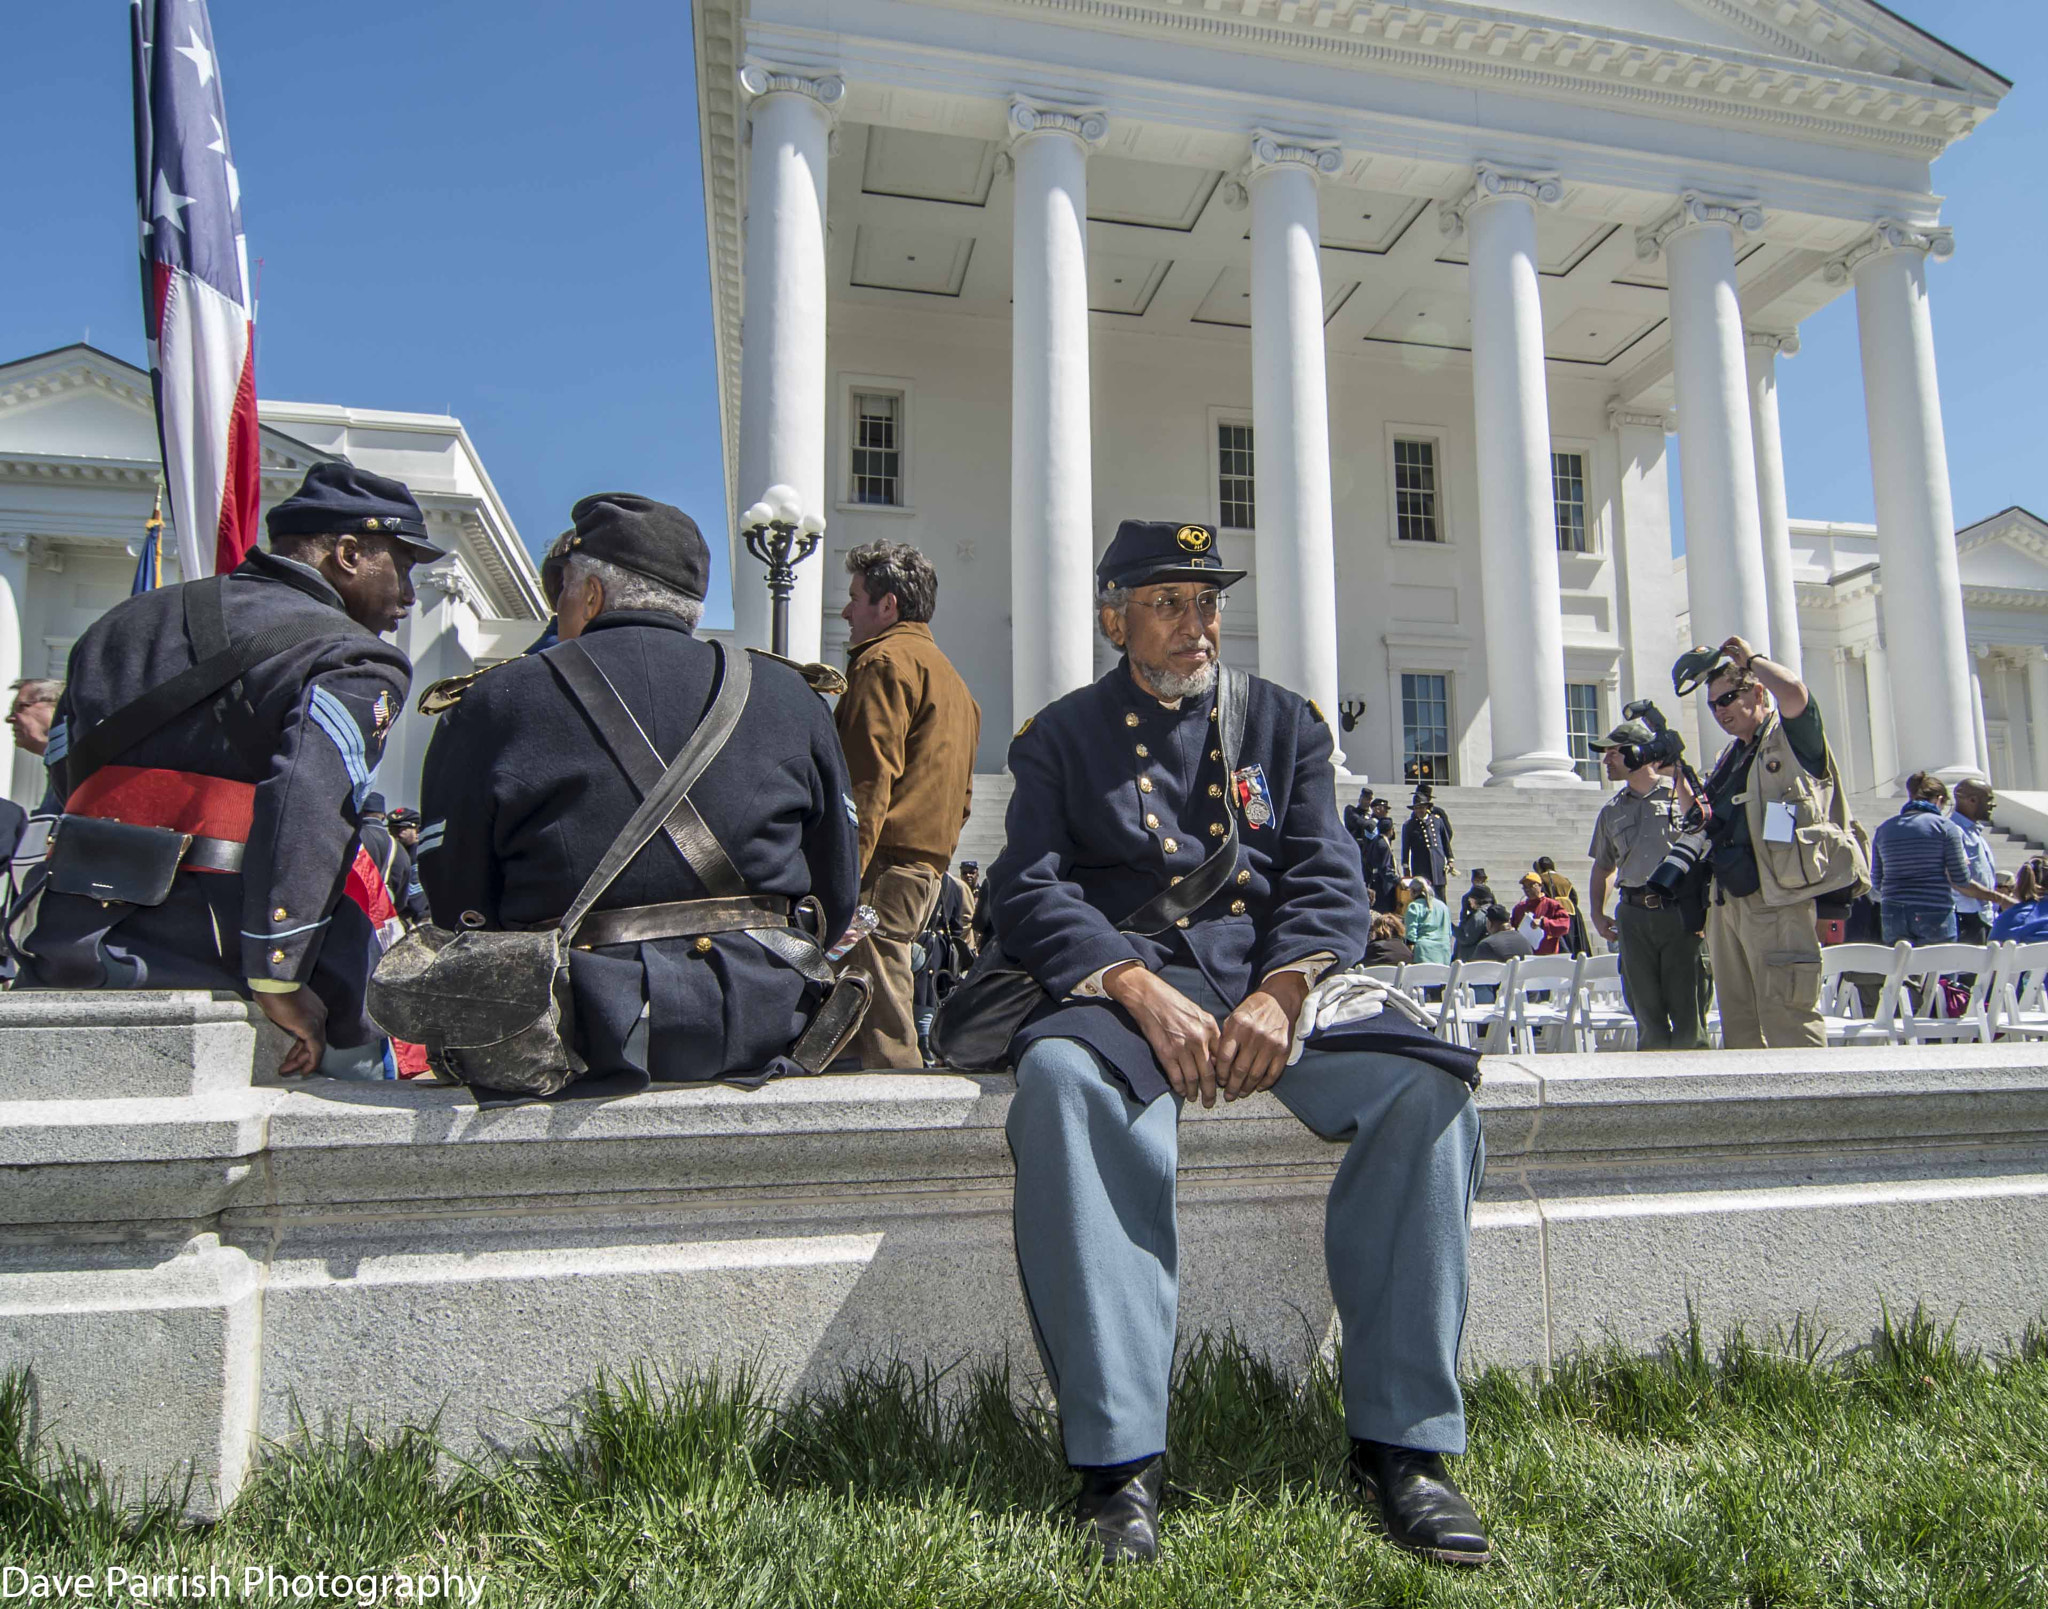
[5,1310,2047,1607]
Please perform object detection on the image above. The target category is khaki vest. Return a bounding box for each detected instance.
[1733,706,1869,909]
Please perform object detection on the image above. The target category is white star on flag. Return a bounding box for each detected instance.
[173,24,214,87]
[152,169,195,231]
[207,115,239,208]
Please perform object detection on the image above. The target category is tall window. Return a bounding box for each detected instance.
[1393,438,1441,543]
[1217,422,1256,530]
[850,391,903,506]
[1552,451,1589,553]
[1401,673,1451,784]
[1565,683,1602,781]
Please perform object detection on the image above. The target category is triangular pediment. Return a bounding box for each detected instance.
[1957,508,2048,594]
[1483,1,1773,56]
[0,344,334,474]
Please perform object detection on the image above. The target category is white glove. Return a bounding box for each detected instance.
[1285,968,1437,1066]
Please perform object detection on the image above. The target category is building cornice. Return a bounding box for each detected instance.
[969,0,1999,157]
[695,0,747,552]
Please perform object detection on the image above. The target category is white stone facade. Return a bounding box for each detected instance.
[0,344,546,810]
[696,0,2008,785]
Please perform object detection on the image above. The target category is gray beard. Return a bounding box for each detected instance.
[1133,652,1218,703]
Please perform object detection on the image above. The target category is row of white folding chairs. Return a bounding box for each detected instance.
[1818,939,2048,1045]
[1360,954,1636,1053]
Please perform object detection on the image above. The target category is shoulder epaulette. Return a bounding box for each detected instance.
[416,668,488,716]
[746,647,847,697]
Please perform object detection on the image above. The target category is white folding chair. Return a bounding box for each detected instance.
[1359,965,1402,987]
[1988,941,2048,1039]
[1499,955,1581,1053]
[1890,943,1995,1044]
[1569,952,1637,1051]
[1397,962,1452,1034]
[1819,941,1910,1047]
[1439,959,1513,1051]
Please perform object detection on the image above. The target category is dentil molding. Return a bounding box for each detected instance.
[1821,219,1957,284]
[1438,162,1563,240]
[1634,190,1766,261]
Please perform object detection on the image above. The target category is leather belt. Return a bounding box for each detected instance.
[572,894,792,950]
[183,835,246,874]
[1618,886,1668,909]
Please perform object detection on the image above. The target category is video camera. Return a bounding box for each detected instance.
[1616,699,1686,771]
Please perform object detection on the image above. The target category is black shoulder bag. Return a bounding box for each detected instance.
[43,576,333,907]
[367,640,757,1097]
[930,668,1248,1072]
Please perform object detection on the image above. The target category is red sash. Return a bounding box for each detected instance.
[66,766,256,843]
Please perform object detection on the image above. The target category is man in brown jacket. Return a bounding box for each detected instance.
[836,541,981,1066]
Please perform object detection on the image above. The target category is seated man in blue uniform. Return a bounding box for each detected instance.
[415,494,860,1090]
[13,463,433,1076]
[988,519,1490,1568]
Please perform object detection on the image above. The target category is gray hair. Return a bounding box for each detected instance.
[8,678,62,708]
[1094,581,1127,645]
[564,554,704,629]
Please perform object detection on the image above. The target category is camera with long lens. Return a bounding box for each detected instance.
[1618,700,1712,902]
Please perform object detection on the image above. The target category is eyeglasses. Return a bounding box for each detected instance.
[1709,686,1750,711]
[1129,588,1225,625]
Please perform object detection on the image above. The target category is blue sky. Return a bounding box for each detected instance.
[7,1,2044,627]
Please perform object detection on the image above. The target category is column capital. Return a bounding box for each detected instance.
[1008,97,1108,149]
[1820,218,1956,285]
[738,62,848,114]
[1746,328,1801,358]
[1438,162,1562,239]
[1245,129,1343,179]
[0,532,33,558]
[1605,399,1676,434]
[1634,190,1764,262]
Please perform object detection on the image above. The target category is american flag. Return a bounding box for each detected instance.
[130,0,259,580]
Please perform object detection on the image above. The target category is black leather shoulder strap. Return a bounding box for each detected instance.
[1119,668,1249,936]
[66,577,335,783]
[547,638,752,904]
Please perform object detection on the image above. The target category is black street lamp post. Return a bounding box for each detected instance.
[740,484,824,658]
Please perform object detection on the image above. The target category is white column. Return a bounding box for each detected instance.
[1745,330,1804,677]
[1447,165,1576,786]
[1638,193,1771,654]
[1828,220,1975,782]
[1008,98,1105,723]
[1829,646,1860,792]
[1607,405,1686,740]
[734,65,842,663]
[1864,640,1898,795]
[0,535,29,806]
[1969,650,1992,779]
[2027,650,2048,792]
[1247,131,1344,764]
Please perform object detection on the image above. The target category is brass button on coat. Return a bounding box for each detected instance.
[1125,713,1140,728]
[1163,837,1179,853]
[1210,822,1225,836]
[1210,748,1221,761]
[1236,869,1251,885]
[1229,899,1246,915]
[1135,743,1149,757]
[269,948,285,966]
[1208,783,1222,798]
[1175,916,1190,928]
[1138,777,1154,794]
[694,936,714,954]
[1144,813,1159,829]
[272,906,288,921]
[1170,874,1184,886]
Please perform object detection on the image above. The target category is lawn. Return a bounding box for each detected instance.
[4,1310,2045,1607]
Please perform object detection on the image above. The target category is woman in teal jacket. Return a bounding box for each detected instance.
[1400,877,1454,965]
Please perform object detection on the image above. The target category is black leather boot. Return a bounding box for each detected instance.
[1350,1439,1492,1566]
[1072,1455,1164,1564]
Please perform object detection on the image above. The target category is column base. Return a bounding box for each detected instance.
[1484,753,1593,789]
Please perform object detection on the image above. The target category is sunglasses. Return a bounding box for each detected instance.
[1709,686,1749,711]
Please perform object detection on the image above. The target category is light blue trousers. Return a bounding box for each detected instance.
[1006,969,1484,1467]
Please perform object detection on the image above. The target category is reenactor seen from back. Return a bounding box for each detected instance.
[11,463,433,1075]
[985,519,1491,1569]
[415,494,860,1092]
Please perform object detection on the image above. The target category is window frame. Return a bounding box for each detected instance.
[1207,406,1257,535]
[1564,681,1603,782]
[1385,425,1452,549]
[1399,669,1456,786]
[1551,448,1591,555]
[1549,435,1603,556]
[833,373,917,517]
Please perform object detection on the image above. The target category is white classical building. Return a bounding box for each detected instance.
[695,0,2011,786]
[0,344,546,808]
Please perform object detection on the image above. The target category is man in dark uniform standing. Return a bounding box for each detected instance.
[13,464,433,1075]
[988,520,1490,1568]
[416,494,859,1089]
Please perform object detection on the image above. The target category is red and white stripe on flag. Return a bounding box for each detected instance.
[132,0,260,580]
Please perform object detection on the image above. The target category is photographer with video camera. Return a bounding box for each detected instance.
[1673,635,1867,1049]
[1586,704,1707,1049]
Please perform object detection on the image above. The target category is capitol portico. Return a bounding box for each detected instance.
[695,0,2011,788]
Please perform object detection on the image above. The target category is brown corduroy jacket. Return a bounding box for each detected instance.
[834,621,981,876]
